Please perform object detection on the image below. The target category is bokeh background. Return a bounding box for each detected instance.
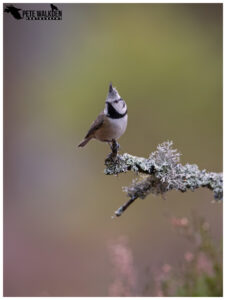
[4,3,222,296]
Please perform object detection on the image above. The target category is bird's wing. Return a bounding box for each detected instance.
[85,111,105,138]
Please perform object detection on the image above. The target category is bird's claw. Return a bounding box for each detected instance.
[105,140,120,163]
[105,151,117,163]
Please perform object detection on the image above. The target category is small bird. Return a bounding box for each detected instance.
[78,83,128,157]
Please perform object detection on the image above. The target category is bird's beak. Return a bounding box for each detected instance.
[109,82,113,93]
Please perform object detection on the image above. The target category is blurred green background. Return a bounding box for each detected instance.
[4,3,222,296]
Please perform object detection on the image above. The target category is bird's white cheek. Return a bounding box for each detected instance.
[121,105,127,115]
[115,103,127,114]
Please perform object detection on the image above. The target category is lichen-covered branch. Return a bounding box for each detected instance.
[104,141,223,217]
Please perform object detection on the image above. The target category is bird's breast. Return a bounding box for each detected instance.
[95,114,128,141]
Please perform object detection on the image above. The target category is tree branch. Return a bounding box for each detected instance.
[104,141,223,217]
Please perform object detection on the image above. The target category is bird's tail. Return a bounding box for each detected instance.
[78,137,92,147]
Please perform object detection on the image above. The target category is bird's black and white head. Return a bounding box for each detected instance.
[104,83,127,119]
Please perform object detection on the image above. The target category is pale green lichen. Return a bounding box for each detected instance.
[105,141,223,217]
[104,153,152,175]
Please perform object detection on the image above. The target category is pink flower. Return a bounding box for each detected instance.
[184,251,194,262]
[162,264,172,273]
[171,217,189,227]
[196,252,213,276]
[180,217,188,226]
[108,236,136,296]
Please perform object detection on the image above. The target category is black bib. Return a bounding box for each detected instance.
[107,102,127,119]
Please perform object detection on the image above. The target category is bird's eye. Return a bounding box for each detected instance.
[114,100,119,103]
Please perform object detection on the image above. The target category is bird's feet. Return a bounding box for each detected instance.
[105,140,120,163]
